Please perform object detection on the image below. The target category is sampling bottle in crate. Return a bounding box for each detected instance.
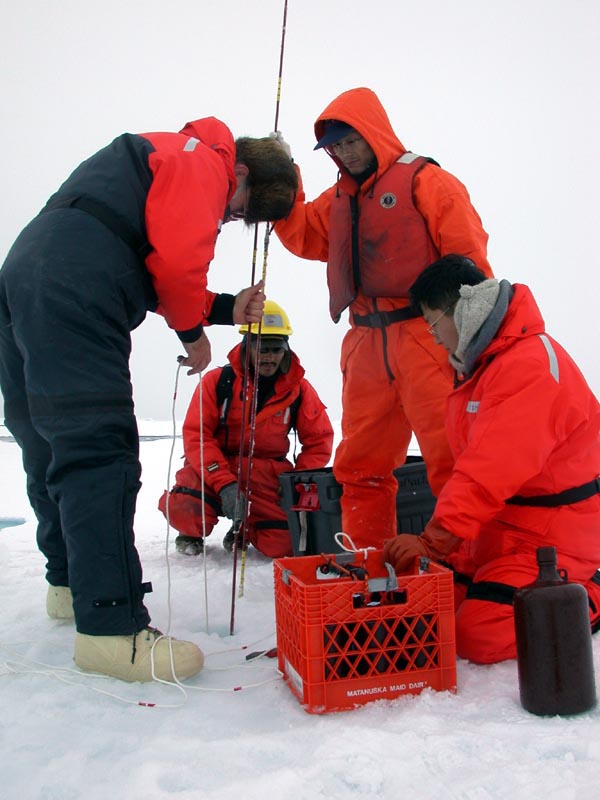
[513,546,597,716]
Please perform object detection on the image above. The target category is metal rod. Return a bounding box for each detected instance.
[229,0,290,633]
[273,0,289,132]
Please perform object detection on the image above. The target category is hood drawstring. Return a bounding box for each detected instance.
[368,169,378,198]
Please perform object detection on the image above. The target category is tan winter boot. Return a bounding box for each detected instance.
[46,585,75,620]
[74,627,204,682]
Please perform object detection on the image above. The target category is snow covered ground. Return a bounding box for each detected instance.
[2,422,600,800]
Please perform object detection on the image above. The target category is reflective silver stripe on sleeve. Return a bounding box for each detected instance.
[538,334,559,382]
[397,152,421,164]
[183,137,200,152]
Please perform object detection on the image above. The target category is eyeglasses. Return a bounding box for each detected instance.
[427,307,452,336]
[250,341,286,355]
[225,186,250,222]
[227,208,245,221]
[330,136,365,155]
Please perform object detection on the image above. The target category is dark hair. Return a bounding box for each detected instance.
[410,254,488,311]
[235,137,299,224]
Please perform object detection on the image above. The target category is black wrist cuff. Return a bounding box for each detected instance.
[208,294,235,326]
[176,323,204,343]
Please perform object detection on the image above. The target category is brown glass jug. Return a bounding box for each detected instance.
[513,546,597,716]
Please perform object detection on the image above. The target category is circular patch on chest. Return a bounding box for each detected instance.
[380,192,397,209]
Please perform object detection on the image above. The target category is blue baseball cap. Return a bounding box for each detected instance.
[314,121,356,150]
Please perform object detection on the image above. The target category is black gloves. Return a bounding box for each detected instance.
[219,483,246,523]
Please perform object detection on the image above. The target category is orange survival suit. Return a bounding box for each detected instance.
[274,87,493,547]
[159,342,334,558]
[438,284,600,663]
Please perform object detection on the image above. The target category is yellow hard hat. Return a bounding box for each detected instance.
[239,299,293,336]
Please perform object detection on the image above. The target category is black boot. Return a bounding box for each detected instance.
[175,535,204,556]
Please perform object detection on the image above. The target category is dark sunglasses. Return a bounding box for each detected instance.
[251,342,286,355]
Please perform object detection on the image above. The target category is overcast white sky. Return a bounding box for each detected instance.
[2,0,599,422]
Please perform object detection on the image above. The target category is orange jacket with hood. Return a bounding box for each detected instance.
[275,88,492,319]
[436,284,600,578]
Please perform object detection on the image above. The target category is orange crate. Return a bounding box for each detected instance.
[273,550,456,713]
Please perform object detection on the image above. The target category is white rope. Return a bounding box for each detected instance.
[163,362,210,636]
[4,325,284,707]
[145,632,280,695]
[0,639,281,706]
[143,631,281,696]
[151,360,209,694]
[0,645,187,708]
[204,631,275,659]
[162,360,184,635]
[198,373,210,631]
[334,531,376,561]
[149,358,280,697]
